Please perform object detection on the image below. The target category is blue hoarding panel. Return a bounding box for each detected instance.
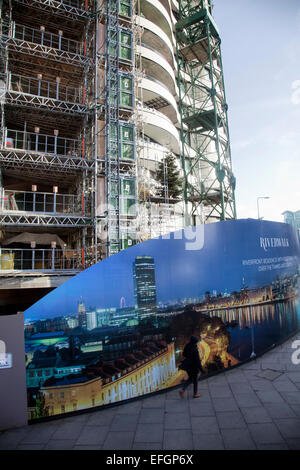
[24,219,300,419]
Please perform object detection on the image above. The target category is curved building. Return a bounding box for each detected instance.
[0,0,236,312]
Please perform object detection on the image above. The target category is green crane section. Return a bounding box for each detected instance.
[175,0,236,223]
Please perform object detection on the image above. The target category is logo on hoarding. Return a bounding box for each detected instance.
[161,226,205,251]
[0,354,12,369]
[260,237,289,252]
[0,340,12,369]
[291,340,300,365]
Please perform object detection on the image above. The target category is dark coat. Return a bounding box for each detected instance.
[181,342,204,374]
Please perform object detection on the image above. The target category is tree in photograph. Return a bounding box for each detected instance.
[156,153,182,201]
[34,392,49,419]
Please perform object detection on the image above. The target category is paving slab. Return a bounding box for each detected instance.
[75,425,110,446]
[216,411,247,429]
[212,397,239,412]
[256,390,285,404]
[273,419,300,439]
[139,408,165,424]
[134,423,164,444]
[165,399,190,413]
[290,405,300,418]
[0,427,30,450]
[256,443,289,450]
[188,401,215,417]
[49,422,85,441]
[141,395,166,409]
[19,423,60,445]
[240,406,273,424]
[16,444,46,450]
[264,403,297,419]
[163,430,194,450]
[111,413,139,432]
[86,409,117,426]
[255,369,283,381]
[248,423,286,445]
[209,384,233,398]
[102,431,135,450]
[280,392,300,405]
[286,372,300,384]
[234,392,261,408]
[132,442,163,450]
[193,432,224,450]
[44,439,77,450]
[285,438,300,450]
[221,428,256,450]
[165,412,191,430]
[229,383,254,394]
[113,400,142,414]
[191,416,219,434]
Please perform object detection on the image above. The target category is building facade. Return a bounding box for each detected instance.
[36,341,177,418]
[283,211,300,240]
[0,0,236,313]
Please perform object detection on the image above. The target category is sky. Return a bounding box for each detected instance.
[213,0,300,222]
[24,220,300,321]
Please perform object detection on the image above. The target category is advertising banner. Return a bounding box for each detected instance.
[23,219,300,420]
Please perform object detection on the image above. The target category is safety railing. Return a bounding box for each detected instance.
[3,128,81,157]
[0,248,82,271]
[9,73,84,104]
[0,189,82,215]
[3,21,85,56]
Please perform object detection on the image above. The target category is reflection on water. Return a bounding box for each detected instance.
[205,297,300,362]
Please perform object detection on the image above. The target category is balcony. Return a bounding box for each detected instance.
[4,73,88,114]
[138,105,180,154]
[13,0,91,21]
[2,22,91,66]
[139,74,180,124]
[0,248,82,272]
[0,189,83,216]
[3,128,81,157]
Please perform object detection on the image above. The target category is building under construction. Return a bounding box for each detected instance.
[0,0,236,313]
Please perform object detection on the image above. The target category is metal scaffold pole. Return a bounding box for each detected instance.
[175,0,236,224]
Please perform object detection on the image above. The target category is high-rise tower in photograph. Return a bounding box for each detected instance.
[133,255,156,318]
[0,0,235,313]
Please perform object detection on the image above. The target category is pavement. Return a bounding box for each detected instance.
[0,332,300,451]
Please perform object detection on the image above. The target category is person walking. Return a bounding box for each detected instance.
[179,336,204,399]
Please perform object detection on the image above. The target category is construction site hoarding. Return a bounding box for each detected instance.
[22,219,300,421]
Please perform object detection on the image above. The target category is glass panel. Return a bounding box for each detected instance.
[121,143,134,160]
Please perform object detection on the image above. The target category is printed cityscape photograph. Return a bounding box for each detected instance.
[23,220,300,420]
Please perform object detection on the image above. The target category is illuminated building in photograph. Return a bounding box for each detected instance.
[33,342,177,419]
[133,256,157,319]
[78,298,87,329]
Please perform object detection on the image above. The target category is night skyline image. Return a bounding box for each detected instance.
[23,219,300,420]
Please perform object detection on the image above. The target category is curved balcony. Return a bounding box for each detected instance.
[139,0,175,43]
[138,75,180,124]
[137,16,176,68]
[139,106,180,154]
[138,43,178,96]
[170,0,179,11]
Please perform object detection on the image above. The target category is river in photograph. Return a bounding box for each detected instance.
[206,297,300,363]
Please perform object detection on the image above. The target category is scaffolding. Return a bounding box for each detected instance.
[0,0,96,273]
[0,0,237,283]
[175,0,236,223]
[96,0,137,257]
